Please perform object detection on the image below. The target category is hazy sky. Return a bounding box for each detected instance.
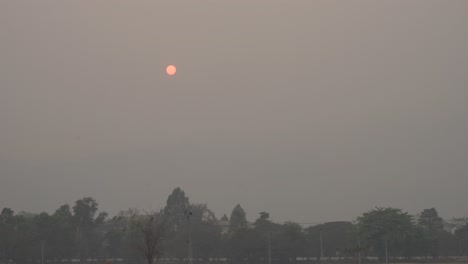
[1,1,468,224]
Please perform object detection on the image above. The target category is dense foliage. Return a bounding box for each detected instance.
[1,188,467,264]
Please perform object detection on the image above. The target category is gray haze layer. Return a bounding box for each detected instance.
[1,1,468,223]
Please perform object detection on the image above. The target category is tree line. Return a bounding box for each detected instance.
[1,187,468,264]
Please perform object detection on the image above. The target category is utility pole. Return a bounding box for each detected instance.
[385,238,388,264]
[188,219,192,264]
[268,233,271,264]
[319,228,323,261]
[185,209,193,264]
[357,234,361,264]
[41,240,45,264]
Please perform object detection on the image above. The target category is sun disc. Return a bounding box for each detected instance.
[166,65,176,76]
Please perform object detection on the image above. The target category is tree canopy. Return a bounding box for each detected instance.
[1,189,467,264]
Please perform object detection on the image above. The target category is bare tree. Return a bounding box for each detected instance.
[137,212,165,264]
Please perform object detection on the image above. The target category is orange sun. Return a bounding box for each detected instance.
[166,65,176,76]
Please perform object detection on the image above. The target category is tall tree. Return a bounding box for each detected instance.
[255,212,276,234]
[357,207,414,260]
[0,209,36,264]
[115,208,143,260]
[229,204,247,234]
[73,198,98,227]
[0,208,16,262]
[164,188,190,230]
[52,204,75,258]
[135,213,165,264]
[418,208,445,258]
[72,197,107,259]
[162,188,190,258]
[455,222,468,257]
